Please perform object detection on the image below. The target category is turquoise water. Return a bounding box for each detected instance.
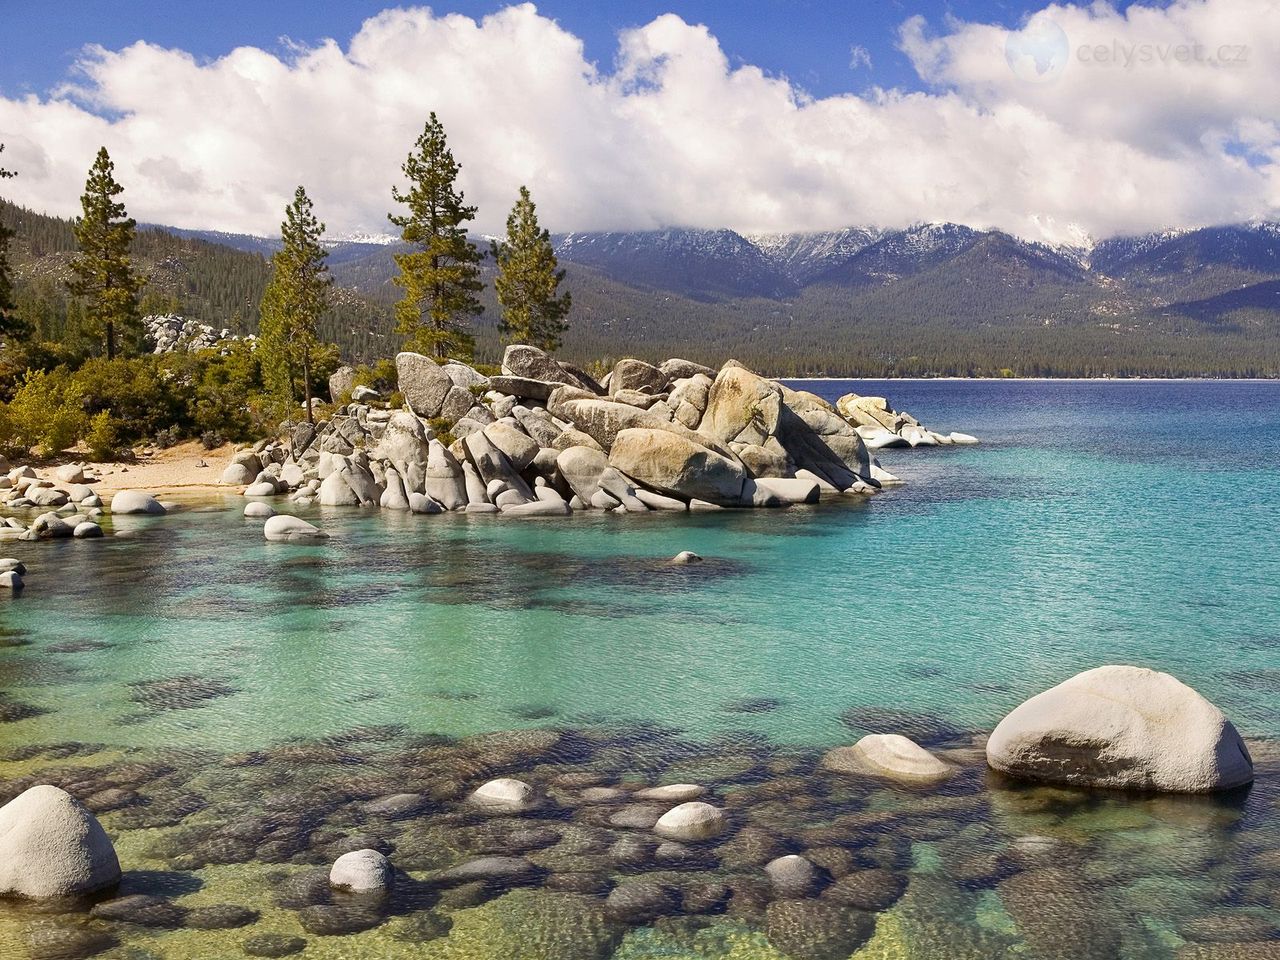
[4,379,1280,750]
[1,379,1278,959]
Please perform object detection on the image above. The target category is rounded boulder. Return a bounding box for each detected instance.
[110,491,166,516]
[986,665,1253,793]
[653,801,726,842]
[329,848,392,893]
[0,785,121,898]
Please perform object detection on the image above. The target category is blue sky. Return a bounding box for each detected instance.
[0,1,1273,242]
[3,0,1073,100]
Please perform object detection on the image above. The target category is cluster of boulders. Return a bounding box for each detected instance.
[0,670,1254,960]
[225,345,960,521]
[836,395,978,449]
[0,461,107,548]
[144,314,248,355]
[0,664,1253,958]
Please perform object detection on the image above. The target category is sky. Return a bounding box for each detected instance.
[0,0,1277,244]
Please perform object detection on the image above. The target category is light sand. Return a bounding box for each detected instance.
[33,441,243,501]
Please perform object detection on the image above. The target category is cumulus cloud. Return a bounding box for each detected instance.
[0,1,1277,245]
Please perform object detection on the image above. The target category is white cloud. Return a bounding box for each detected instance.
[0,1,1277,245]
[849,45,873,70]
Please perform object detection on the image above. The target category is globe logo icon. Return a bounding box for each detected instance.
[1004,18,1069,83]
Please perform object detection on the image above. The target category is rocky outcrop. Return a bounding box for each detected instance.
[0,785,121,899]
[836,393,979,448]
[144,314,245,355]
[986,665,1254,793]
[212,347,975,521]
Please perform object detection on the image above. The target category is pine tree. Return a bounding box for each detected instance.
[388,112,482,361]
[68,147,143,360]
[0,143,23,341]
[492,186,571,352]
[258,186,332,424]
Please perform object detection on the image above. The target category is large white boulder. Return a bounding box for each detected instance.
[330,849,392,893]
[396,352,455,419]
[609,428,747,506]
[0,785,121,898]
[110,491,166,515]
[986,665,1254,793]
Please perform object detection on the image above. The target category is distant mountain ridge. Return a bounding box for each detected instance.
[12,206,1280,376]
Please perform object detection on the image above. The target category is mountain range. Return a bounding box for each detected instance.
[9,201,1280,376]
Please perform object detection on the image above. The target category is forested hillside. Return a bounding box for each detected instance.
[1,201,396,361]
[8,201,1280,377]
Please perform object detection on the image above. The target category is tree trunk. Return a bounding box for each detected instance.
[105,319,115,361]
[302,349,313,425]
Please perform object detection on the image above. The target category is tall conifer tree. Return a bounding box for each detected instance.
[388,113,482,360]
[258,186,332,424]
[68,147,143,359]
[0,144,21,340]
[492,186,571,352]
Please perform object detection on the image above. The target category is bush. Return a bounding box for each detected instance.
[427,417,456,447]
[6,370,88,456]
[86,410,120,461]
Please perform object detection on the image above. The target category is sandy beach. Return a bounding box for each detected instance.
[30,440,241,500]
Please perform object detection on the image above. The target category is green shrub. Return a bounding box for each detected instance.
[427,417,456,447]
[6,370,88,456]
[86,410,120,460]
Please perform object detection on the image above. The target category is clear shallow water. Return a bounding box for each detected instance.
[0,379,1278,959]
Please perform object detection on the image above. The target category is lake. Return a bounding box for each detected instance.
[1,379,1277,958]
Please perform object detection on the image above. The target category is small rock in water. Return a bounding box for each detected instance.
[653,801,726,841]
[670,550,702,564]
[73,522,103,539]
[0,570,23,590]
[330,848,393,893]
[242,933,307,957]
[823,733,953,784]
[110,490,165,515]
[244,502,276,519]
[90,893,187,928]
[469,777,539,813]
[634,783,706,803]
[262,515,327,542]
[186,904,260,929]
[766,854,825,898]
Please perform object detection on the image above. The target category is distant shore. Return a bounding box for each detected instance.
[781,376,1280,383]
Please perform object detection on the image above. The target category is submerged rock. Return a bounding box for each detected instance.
[653,801,726,842]
[469,778,539,814]
[766,854,825,898]
[987,665,1254,793]
[437,888,621,960]
[0,785,121,898]
[823,734,954,784]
